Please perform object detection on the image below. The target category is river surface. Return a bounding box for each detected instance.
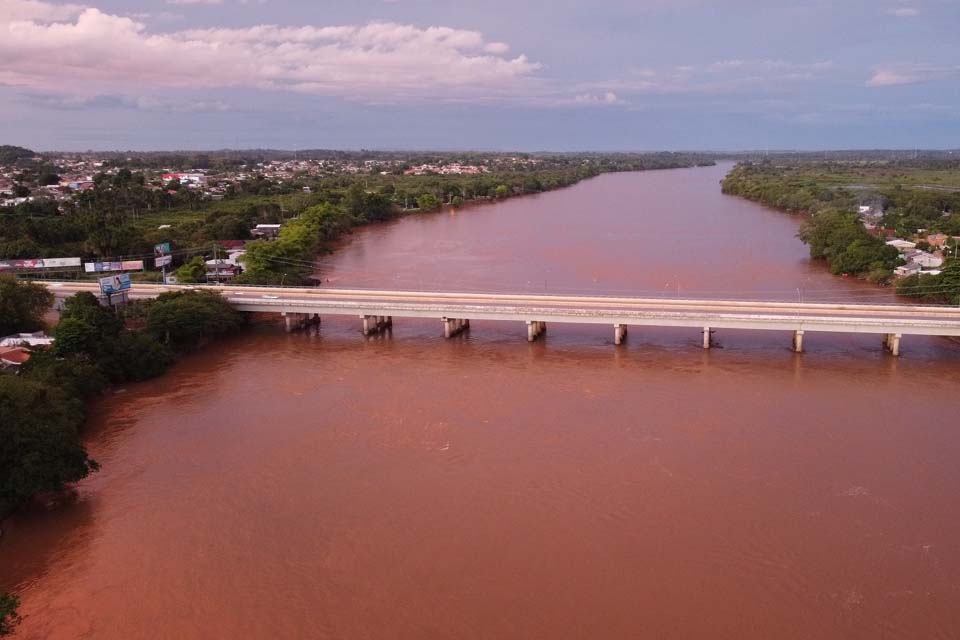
[3,163,960,639]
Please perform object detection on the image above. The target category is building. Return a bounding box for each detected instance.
[0,347,30,371]
[886,239,917,253]
[250,224,282,239]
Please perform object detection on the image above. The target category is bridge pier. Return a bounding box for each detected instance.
[884,333,902,357]
[793,330,805,353]
[527,320,546,342]
[443,317,469,338]
[702,327,713,349]
[614,324,628,345]
[283,312,311,333]
[361,315,390,336]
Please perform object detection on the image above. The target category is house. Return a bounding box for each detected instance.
[0,347,31,371]
[925,233,949,248]
[894,262,921,277]
[0,331,54,348]
[902,250,944,269]
[886,239,917,253]
[250,224,282,239]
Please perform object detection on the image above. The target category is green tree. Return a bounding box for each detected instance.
[0,593,19,636]
[0,274,54,335]
[0,375,98,517]
[145,291,242,347]
[175,256,207,283]
[416,193,440,211]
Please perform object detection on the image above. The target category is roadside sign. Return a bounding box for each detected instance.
[99,273,131,296]
[155,255,173,268]
[154,243,171,256]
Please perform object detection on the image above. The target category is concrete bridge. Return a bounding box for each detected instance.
[44,281,960,356]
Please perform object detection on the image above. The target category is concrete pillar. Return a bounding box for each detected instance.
[614,324,626,345]
[386,316,393,327]
[527,321,537,342]
[702,327,711,349]
[539,321,546,334]
[313,313,321,325]
[443,318,452,339]
[284,314,294,333]
[793,330,805,353]
[890,333,901,357]
[362,315,372,336]
[464,319,470,329]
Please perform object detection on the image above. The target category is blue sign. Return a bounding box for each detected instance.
[99,273,131,296]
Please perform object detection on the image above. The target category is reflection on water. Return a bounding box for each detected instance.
[3,164,960,639]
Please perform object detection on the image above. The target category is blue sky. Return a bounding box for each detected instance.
[1,0,957,150]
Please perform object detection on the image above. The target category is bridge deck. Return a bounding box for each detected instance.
[43,282,960,349]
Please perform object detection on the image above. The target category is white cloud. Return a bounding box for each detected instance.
[582,59,835,96]
[0,0,542,103]
[885,7,918,16]
[867,65,959,87]
[572,91,621,105]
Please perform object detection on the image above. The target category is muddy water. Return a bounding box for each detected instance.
[3,164,960,639]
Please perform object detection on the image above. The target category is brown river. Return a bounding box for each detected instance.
[3,163,960,639]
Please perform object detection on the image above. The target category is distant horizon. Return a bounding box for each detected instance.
[12,146,960,156]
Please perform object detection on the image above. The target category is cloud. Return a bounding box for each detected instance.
[867,65,959,87]
[571,91,621,105]
[0,0,542,103]
[581,59,836,96]
[884,7,918,16]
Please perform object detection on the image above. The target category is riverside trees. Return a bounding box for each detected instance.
[723,164,899,281]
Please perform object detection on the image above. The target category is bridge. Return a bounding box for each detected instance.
[44,281,960,356]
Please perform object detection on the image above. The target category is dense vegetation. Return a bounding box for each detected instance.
[722,162,902,281]
[895,259,960,304]
[0,593,18,636]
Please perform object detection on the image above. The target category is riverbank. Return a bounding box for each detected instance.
[719,161,959,292]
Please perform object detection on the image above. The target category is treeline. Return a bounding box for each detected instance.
[722,163,899,281]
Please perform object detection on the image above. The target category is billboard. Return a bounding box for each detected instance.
[99,273,131,296]
[39,257,82,269]
[0,257,82,271]
[84,261,143,273]
[155,255,173,267]
[154,243,171,256]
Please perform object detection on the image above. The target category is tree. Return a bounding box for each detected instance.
[416,193,440,211]
[0,274,54,336]
[145,291,242,347]
[175,256,207,283]
[0,375,98,517]
[0,593,19,637]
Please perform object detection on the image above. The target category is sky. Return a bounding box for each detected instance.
[0,0,958,151]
